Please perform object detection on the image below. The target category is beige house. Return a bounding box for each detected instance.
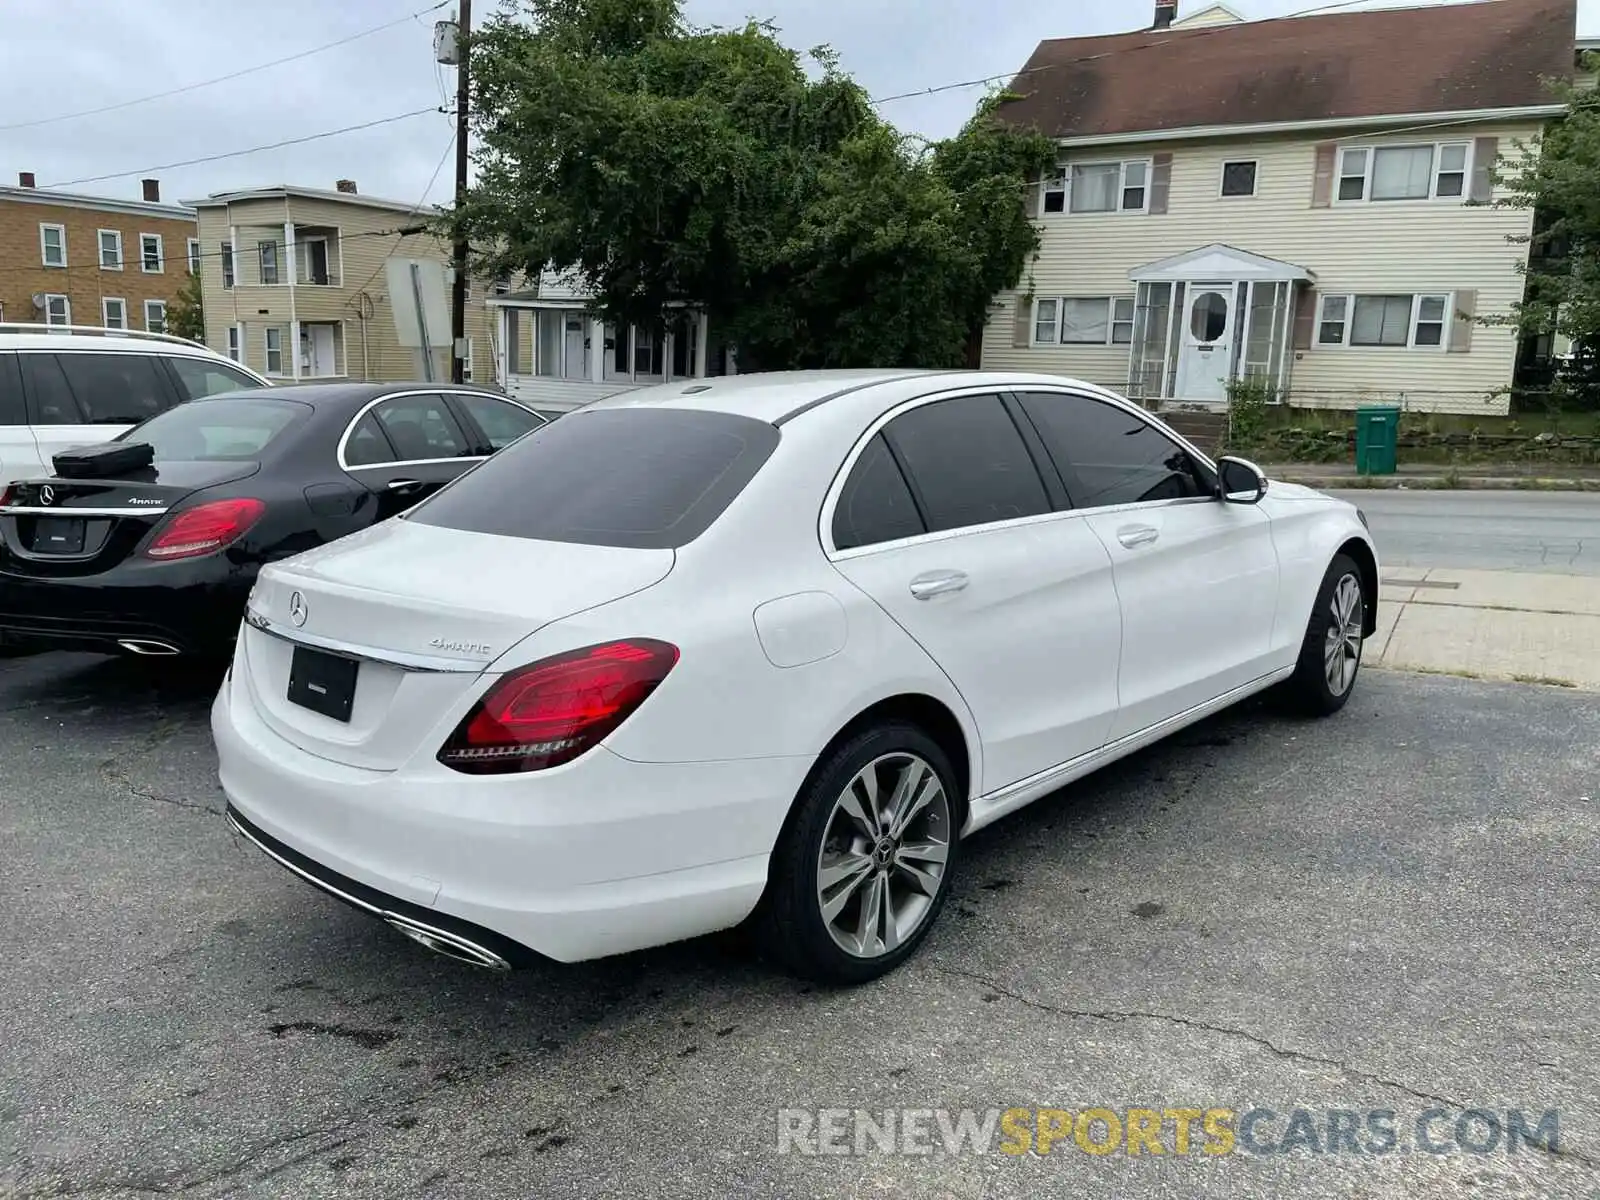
[187,183,496,385]
[984,0,1575,415]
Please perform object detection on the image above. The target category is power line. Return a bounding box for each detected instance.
[43,108,447,189]
[348,132,458,301]
[0,0,452,132]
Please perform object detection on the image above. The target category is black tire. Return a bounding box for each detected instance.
[1282,552,1367,716]
[757,721,961,985]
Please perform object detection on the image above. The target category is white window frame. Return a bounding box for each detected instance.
[102,297,127,330]
[1334,142,1473,204]
[39,223,66,268]
[1041,159,1152,216]
[1316,292,1453,350]
[226,324,242,362]
[258,240,280,285]
[44,294,70,325]
[1031,296,1137,346]
[98,229,124,270]
[187,238,201,275]
[144,299,167,334]
[264,327,284,375]
[139,233,164,273]
[1219,159,1258,198]
[221,241,235,288]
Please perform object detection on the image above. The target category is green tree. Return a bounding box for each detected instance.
[167,268,205,342]
[459,0,1056,370]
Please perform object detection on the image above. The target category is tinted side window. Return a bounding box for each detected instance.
[372,394,473,462]
[20,355,84,424]
[411,408,779,549]
[832,434,924,550]
[1019,392,1210,508]
[343,413,396,467]
[453,393,545,451]
[168,357,266,400]
[0,354,22,426]
[53,353,173,424]
[883,394,1049,534]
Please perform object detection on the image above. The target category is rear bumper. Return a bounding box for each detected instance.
[212,674,810,964]
[0,560,251,655]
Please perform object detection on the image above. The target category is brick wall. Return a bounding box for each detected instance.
[0,194,198,332]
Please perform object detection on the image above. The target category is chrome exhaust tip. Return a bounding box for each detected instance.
[117,638,180,656]
[385,915,511,971]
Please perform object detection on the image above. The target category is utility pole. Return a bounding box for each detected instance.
[449,0,472,384]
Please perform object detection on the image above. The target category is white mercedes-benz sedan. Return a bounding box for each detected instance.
[215,369,1377,983]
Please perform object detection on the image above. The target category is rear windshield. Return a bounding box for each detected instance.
[409,407,780,549]
[119,397,310,461]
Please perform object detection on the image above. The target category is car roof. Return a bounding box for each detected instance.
[581,369,1131,425]
[217,381,511,413]
[0,325,224,358]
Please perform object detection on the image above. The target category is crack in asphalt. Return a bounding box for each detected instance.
[935,965,1598,1170]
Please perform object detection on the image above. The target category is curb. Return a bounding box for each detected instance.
[1267,473,1600,492]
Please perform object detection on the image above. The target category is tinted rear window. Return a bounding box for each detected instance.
[409,407,780,549]
[120,397,310,461]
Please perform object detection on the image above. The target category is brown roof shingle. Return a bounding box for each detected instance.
[995,0,1575,141]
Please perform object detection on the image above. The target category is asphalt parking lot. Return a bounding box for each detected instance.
[2,653,1597,1199]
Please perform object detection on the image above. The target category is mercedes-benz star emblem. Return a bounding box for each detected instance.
[288,591,308,628]
[38,485,54,506]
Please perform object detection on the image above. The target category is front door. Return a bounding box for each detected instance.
[303,325,336,377]
[1175,282,1235,404]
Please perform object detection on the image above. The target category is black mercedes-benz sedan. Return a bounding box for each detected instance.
[0,382,554,658]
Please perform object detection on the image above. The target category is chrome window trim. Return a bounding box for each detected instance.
[818,382,1220,561]
[243,607,487,673]
[0,505,169,517]
[334,388,542,471]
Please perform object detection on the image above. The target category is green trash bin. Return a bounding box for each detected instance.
[1355,405,1401,475]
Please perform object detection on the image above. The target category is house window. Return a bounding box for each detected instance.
[1043,160,1151,215]
[1318,293,1452,348]
[265,327,284,374]
[99,230,124,270]
[1337,143,1472,202]
[221,241,234,288]
[187,238,201,275]
[44,294,70,325]
[226,325,241,362]
[40,223,66,268]
[144,299,167,334]
[1221,160,1257,197]
[259,240,279,285]
[102,298,127,330]
[140,233,164,273]
[1034,296,1137,345]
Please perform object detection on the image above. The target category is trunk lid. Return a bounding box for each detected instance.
[241,517,676,770]
[0,461,259,576]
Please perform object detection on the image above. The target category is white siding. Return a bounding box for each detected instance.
[984,121,1542,414]
[1171,4,1243,28]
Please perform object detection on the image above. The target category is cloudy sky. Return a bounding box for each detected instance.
[4,0,1596,209]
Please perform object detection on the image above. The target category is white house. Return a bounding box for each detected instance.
[491,271,736,411]
[983,0,1576,415]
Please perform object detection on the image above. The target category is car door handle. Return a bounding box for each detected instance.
[1116,524,1160,548]
[909,571,969,600]
[387,479,423,492]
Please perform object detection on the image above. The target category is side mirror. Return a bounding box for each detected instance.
[1217,455,1269,505]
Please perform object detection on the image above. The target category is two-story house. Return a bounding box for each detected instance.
[983,0,1574,415]
[187,182,498,384]
[0,174,197,334]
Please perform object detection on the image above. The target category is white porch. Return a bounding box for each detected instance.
[1126,243,1312,408]
[493,292,735,411]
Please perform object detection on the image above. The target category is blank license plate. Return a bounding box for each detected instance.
[32,517,86,555]
[287,646,359,722]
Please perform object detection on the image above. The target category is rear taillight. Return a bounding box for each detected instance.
[0,484,17,508]
[438,639,679,774]
[145,498,266,561]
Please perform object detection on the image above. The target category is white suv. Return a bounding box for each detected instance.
[0,324,271,488]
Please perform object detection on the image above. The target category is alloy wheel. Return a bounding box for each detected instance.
[815,752,952,959]
[1323,573,1364,697]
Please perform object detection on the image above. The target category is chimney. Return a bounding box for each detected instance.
[17,171,35,188]
[141,178,160,202]
[335,179,358,194]
[1153,0,1177,28]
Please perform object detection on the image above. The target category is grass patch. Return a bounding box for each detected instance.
[1510,673,1579,688]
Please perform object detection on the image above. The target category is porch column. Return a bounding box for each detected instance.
[588,315,604,382]
[284,218,299,380]
[694,313,708,378]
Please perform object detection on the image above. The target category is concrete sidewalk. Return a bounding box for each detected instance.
[1270,463,1600,491]
[1372,567,1600,689]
